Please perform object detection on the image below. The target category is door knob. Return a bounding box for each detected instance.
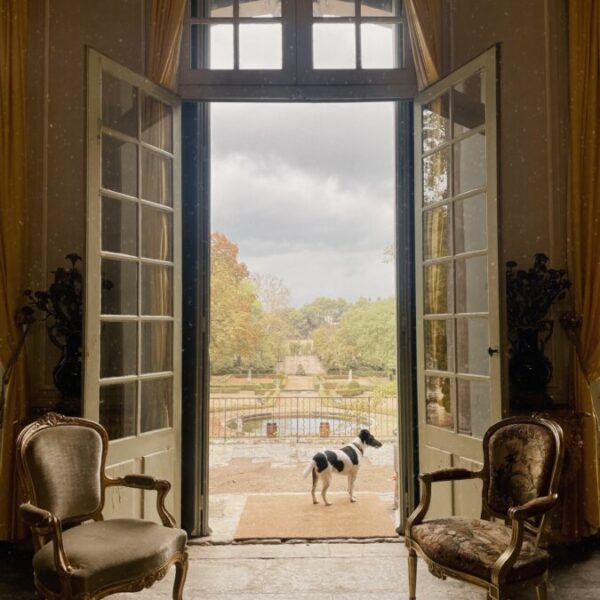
[487,347,499,356]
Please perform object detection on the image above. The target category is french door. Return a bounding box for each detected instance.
[414,47,502,518]
[85,49,182,523]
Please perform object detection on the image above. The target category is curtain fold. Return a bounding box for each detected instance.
[147,0,187,90]
[568,0,600,531]
[405,0,443,90]
[0,0,29,540]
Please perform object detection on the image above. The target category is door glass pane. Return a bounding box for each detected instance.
[422,93,450,152]
[142,321,173,373]
[455,256,487,313]
[102,72,138,137]
[239,24,282,69]
[456,318,489,375]
[142,149,173,206]
[141,377,173,432]
[453,70,485,137]
[142,264,173,315]
[423,205,450,259]
[361,0,400,17]
[313,24,356,69]
[453,133,486,195]
[102,135,138,197]
[100,321,137,378]
[142,94,173,152]
[240,0,282,17]
[454,194,486,253]
[457,379,490,438]
[424,319,453,371]
[425,375,453,429]
[191,24,234,70]
[100,382,137,440]
[313,0,355,17]
[101,259,138,315]
[423,262,452,314]
[142,206,173,261]
[423,146,450,204]
[361,24,397,69]
[102,196,137,255]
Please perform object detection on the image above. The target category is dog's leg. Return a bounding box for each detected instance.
[348,472,358,502]
[321,472,332,506]
[311,468,319,504]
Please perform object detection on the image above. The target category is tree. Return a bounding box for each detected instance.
[210,233,262,372]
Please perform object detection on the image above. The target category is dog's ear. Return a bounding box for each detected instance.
[359,429,370,443]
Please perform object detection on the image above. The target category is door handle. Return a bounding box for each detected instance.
[487,347,499,356]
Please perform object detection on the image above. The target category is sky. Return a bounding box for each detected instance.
[210,101,397,308]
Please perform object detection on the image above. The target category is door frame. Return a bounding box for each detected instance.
[181,98,417,537]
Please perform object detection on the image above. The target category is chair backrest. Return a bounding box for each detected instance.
[481,416,564,529]
[17,413,108,524]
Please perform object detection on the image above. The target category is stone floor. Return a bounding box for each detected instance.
[3,539,600,599]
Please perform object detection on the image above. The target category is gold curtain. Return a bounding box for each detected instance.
[405,0,443,90]
[143,0,185,431]
[147,0,187,90]
[568,0,600,531]
[0,0,29,540]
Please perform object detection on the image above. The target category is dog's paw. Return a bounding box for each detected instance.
[350,497,357,503]
[312,499,319,504]
[324,501,333,506]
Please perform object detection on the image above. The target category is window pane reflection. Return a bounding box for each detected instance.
[102,196,137,256]
[141,378,173,432]
[142,264,173,315]
[423,262,452,314]
[142,321,173,373]
[455,256,487,313]
[453,70,485,137]
[423,146,450,205]
[424,319,453,372]
[313,0,355,17]
[423,205,450,259]
[102,135,138,197]
[102,72,138,137]
[454,194,486,254]
[456,318,489,375]
[453,133,486,195]
[240,0,281,17]
[100,321,137,378]
[457,379,490,438]
[425,376,453,429]
[100,382,137,440]
[101,259,138,315]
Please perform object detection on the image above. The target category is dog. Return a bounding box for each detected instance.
[302,429,382,505]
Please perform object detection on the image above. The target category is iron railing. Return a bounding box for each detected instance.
[209,395,398,442]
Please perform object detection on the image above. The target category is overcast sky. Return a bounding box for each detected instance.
[210,101,397,308]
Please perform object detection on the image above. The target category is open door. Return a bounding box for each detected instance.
[414,47,502,518]
[85,49,182,523]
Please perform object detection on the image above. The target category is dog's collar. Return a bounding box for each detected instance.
[351,441,364,455]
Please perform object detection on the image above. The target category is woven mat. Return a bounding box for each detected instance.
[234,493,397,540]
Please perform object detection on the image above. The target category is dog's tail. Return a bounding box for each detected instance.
[303,459,316,479]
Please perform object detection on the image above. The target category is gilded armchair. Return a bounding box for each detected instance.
[405,416,564,600]
[16,412,189,600]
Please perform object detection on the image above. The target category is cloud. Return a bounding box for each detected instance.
[210,103,397,307]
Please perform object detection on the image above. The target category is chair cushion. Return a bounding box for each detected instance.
[33,519,187,596]
[411,517,548,583]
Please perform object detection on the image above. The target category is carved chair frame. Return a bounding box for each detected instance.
[16,412,189,600]
[404,416,565,600]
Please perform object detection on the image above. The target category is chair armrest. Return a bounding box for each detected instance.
[403,468,482,538]
[491,494,558,586]
[19,503,72,576]
[419,468,481,483]
[107,474,176,527]
[20,502,53,529]
[508,494,558,520]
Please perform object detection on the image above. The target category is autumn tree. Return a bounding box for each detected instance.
[210,232,262,372]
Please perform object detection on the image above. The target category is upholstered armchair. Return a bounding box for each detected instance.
[16,412,188,599]
[405,416,564,600]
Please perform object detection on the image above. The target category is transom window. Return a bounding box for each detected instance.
[180,0,416,97]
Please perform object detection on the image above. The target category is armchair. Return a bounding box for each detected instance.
[16,412,188,599]
[405,416,564,600]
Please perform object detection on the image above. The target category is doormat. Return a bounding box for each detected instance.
[234,493,397,540]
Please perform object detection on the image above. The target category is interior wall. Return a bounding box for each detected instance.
[447,0,570,403]
[26,0,149,407]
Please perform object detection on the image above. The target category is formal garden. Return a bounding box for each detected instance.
[209,233,399,443]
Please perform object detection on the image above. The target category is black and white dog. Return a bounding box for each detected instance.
[303,429,382,505]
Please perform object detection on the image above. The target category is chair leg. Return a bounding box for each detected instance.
[536,581,548,600]
[173,553,189,600]
[408,549,417,600]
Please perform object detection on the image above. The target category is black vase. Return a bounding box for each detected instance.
[509,327,553,392]
[53,334,82,399]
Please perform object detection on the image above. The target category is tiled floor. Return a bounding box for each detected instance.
[3,539,600,600]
